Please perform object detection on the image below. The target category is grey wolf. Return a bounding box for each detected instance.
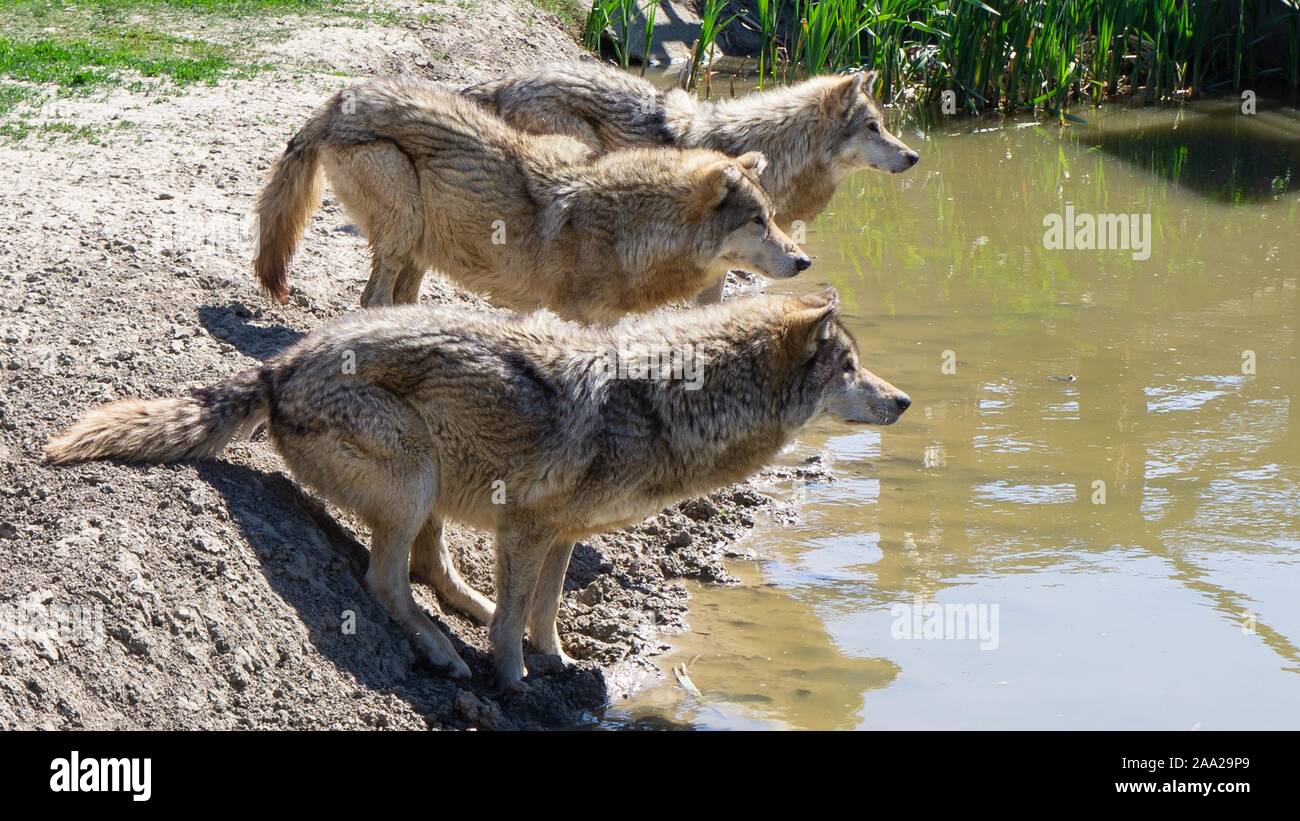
[45,289,910,688]
[253,79,810,322]
[464,63,920,227]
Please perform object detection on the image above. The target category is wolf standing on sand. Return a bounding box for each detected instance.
[464,63,921,229]
[46,290,910,688]
[253,79,810,321]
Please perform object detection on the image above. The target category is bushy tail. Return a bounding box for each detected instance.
[45,369,269,465]
[253,104,332,303]
[662,88,699,141]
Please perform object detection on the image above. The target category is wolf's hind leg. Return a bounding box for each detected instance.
[360,255,425,307]
[323,143,423,308]
[367,514,471,679]
[272,398,468,678]
[410,515,496,624]
[359,252,400,306]
[526,539,576,667]
[390,262,429,305]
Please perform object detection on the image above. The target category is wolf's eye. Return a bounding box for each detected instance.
[752,216,765,226]
[843,359,856,373]
[867,121,881,134]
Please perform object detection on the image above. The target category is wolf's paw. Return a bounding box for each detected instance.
[412,632,470,679]
[524,651,575,678]
[446,656,472,679]
[493,657,525,691]
[547,649,578,669]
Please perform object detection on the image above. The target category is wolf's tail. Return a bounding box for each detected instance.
[253,100,334,304]
[45,368,270,465]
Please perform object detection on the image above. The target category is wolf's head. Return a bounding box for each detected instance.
[689,150,811,280]
[823,71,919,176]
[779,288,910,425]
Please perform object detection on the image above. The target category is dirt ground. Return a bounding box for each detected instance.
[0,0,831,729]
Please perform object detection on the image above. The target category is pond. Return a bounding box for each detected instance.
[606,97,1300,730]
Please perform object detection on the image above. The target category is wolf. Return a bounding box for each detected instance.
[45,289,910,688]
[463,63,920,229]
[253,79,810,322]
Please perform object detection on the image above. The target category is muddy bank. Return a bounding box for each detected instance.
[0,0,827,729]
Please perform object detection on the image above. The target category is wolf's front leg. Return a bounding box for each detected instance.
[488,519,550,690]
[526,539,576,667]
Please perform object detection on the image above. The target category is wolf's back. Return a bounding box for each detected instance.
[463,62,676,149]
[45,368,270,465]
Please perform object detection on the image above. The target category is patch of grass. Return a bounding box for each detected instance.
[7,0,347,15]
[0,118,106,142]
[0,0,358,143]
[0,84,37,117]
[528,0,589,36]
[0,33,234,90]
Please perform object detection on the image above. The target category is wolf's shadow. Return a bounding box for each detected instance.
[193,460,608,727]
[198,303,303,361]
[193,462,478,687]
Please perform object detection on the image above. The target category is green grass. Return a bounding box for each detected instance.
[527,0,588,35]
[0,33,234,89]
[0,0,372,142]
[0,84,33,117]
[8,0,346,15]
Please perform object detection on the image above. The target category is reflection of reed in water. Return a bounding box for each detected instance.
[1086,104,1300,203]
[804,106,1300,673]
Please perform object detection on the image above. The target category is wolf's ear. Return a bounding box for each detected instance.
[827,72,869,116]
[693,158,743,210]
[737,151,768,176]
[782,288,841,361]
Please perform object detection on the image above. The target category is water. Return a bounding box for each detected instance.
[608,99,1300,730]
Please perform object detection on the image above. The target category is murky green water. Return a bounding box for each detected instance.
[609,99,1300,730]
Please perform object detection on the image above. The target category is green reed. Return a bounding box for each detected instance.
[686,0,738,93]
[754,0,781,87]
[584,0,639,68]
[584,1,1300,114]
[638,0,657,76]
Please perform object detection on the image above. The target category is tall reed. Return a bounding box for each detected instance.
[583,1,1300,113]
[686,0,737,93]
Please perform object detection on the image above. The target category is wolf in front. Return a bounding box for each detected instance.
[46,290,910,688]
[253,79,810,321]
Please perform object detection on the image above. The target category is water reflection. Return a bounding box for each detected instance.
[612,100,1300,730]
[1085,102,1300,202]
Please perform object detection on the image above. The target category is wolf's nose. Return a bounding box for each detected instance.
[895,394,912,412]
[795,255,812,272]
[904,151,920,167]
